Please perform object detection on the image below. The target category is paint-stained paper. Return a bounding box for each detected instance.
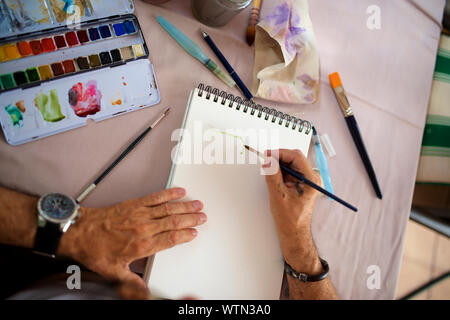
[252,0,320,104]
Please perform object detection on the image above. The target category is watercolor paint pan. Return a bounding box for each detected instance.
[88,54,102,68]
[110,49,122,62]
[51,63,65,77]
[41,38,56,52]
[54,35,67,49]
[30,40,43,55]
[100,51,113,65]
[65,31,80,47]
[77,30,90,44]
[98,25,112,39]
[13,71,28,86]
[38,66,53,80]
[113,23,127,37]
[76,57,90,70]
[17,42,32,56]
[62,60,76,73]
[0,74,16,90]
[88,28,101,41]
[26,68,40,82]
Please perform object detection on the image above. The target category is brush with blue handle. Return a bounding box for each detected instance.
[157,16,235,88]
[244,145,357,212]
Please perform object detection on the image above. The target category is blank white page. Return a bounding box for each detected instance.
[145,87,312,299]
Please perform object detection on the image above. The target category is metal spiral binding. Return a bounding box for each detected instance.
[197,84,312,134]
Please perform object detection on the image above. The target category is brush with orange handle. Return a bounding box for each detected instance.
[246,0,262,46]
[329,72,382,199]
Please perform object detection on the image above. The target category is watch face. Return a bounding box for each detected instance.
[40,193,76,221]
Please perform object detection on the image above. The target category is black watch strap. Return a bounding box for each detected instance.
[34,222,63,257]
[284,258,329,282]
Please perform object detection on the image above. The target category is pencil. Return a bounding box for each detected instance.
[201,30,253,101]
[76,108,170,203]
[329,72,383,199]
[244,145,358,212]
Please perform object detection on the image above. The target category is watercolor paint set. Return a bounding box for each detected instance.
[0,0,160,145]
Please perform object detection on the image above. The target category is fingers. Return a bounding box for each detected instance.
[148,200,203,219]
[153,229,198,252]
[267,149,317,183]
[274,149,307,170]
[133,188,186,208]
[264,149,320,199]
[154,212,207,233]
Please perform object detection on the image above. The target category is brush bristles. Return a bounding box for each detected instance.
[244,145,264,158]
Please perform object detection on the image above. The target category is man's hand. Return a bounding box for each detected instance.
[58,188,206,289]
[263,149,338,299]
[263,149,320,271]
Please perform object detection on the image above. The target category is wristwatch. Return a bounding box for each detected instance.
[33,193,80,257]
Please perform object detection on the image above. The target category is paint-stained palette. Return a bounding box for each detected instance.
[0,60,159,145]
[0,0,135,38]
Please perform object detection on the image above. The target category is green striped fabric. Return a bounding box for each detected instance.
[417,34,450,184]
[434,48,450,82]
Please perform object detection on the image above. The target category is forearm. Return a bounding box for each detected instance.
[280,221,338,300]
[0,186,38,248]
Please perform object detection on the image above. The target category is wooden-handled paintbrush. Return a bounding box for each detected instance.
[246,0,263,46]
[76,108,170,203]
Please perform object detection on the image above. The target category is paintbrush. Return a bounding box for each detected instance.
[244,145,358,212]
[76,108,170,203]
[329,72,382,199]
[157,16,236,88]
[201,31,253,100]
[246,0,263,46]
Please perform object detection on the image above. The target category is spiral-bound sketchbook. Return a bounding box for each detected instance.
[144,85,313,299]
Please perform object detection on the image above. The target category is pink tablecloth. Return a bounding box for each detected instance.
[0,0,445,299]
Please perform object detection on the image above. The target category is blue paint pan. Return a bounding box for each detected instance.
[113,23,126,36]
[88,27,100,41]
[98,25,112,38]
[123,20,136,34]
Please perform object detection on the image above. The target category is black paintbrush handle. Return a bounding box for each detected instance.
[345,115,382,199]
[203,33,253,100]
[93,126,153,185]
[279,163,358,212]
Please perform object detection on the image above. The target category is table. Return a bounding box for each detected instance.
[0,0,445,299]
